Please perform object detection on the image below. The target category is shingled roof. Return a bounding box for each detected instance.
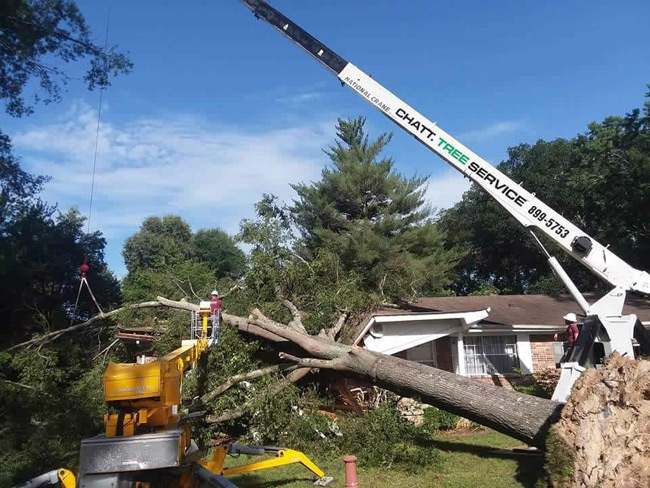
[351,294,650,345]
[405,294,650,327]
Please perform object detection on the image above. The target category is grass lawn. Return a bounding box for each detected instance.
[226,430,543,488]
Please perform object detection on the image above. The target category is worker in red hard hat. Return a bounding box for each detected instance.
[563,312,580,361]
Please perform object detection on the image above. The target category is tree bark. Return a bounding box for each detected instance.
[8,296,563,447]
[224,310,564,447]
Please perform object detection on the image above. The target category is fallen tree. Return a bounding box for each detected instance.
[9,295,561,446]
[227,307,563,447]
[11,295,650,487]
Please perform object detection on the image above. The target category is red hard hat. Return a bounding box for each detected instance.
[80,263,90,274]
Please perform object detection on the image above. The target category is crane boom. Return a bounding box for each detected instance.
[240,0,650,295]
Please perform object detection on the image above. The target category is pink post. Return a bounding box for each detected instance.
[343,455,358,488]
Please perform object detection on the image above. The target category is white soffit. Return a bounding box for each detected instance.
[354,308,490,346]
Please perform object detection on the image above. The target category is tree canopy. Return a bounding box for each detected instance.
[0,130,120,346]
[0,0,132,117]
[440,90,650,295]
[291,117,463,299]
[122,215,245,302]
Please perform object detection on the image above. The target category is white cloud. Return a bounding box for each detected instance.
[459,120,524,143]
[276,91,324,104]
[424,170,471,212]
[12,102,333,276]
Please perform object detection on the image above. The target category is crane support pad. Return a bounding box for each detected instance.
[79,429,183,474]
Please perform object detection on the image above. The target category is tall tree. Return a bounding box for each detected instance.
[123,215,194,274]
[291,117,463,299]
[122,215,244,302]
[0,206,121,344]
[0,2,131,481]
[440,90,650,295]
[194,229,246,279]
[0,133,49,225]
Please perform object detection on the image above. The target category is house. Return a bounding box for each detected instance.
[353,294,650,386]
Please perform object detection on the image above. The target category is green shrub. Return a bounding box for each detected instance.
[336,403,438,472]
[536,428,574,487]
[418,407,460,436]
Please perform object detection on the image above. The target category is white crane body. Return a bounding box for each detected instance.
[337,64,649,294]
[239,0,650,401]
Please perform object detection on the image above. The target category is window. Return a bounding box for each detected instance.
[406,341,437,367]
[463,335,519,375]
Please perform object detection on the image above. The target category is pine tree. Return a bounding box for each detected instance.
[291,117,462,299]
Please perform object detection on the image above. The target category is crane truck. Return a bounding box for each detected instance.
[15,2,650,486]
[236,0,650,403]
[17,302,332,487]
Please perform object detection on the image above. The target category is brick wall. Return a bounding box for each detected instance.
[469,375,516,389]
[530,334,560,372]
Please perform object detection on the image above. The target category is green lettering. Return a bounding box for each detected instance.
[459,155,469,165]
[452,148,462,160]
[437,137,446,147]
[444,143,455,155]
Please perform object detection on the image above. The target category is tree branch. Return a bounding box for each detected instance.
[204,366,311,424]
[280,299,307,333]
[186,277,203,301]
[92,338,119,361]
[1,378,43,393]
[6,301,163,351]
[155,296,199,312]
[289,250,314,274]
[323,311,348,340]
[205,404,250,424]
[220,284,245,299]
[278,352,345,370]
[200,363,300,404]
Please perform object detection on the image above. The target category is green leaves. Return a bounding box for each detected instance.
[194,229,246,279]
[441,89,650,294]
[0,0,133,117]
[289,117,460,301]
[122,215,245,302]
[0,205,121,345]
[123,216,194,273]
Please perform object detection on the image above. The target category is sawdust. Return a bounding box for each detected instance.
[551,354,650,487]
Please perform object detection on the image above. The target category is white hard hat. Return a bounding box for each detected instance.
[563,312,577,322]
[211,290,219,297]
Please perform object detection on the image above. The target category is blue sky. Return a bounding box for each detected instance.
[3,0,649,277]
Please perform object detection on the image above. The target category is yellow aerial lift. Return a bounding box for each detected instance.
[18,301,332,488]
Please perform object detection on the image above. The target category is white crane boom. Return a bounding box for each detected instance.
[239,0,650,296]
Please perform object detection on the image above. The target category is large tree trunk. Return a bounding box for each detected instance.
[224,308,563,447]
[13,296,649,486]
[9,296,561,447]
[549,354,650,488]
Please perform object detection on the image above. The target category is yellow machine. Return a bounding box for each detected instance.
[103,339,205,436]
[18,301,332,488]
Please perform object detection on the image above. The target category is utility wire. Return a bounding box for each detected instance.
[71,6,112,326]
[86,6,111,235]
